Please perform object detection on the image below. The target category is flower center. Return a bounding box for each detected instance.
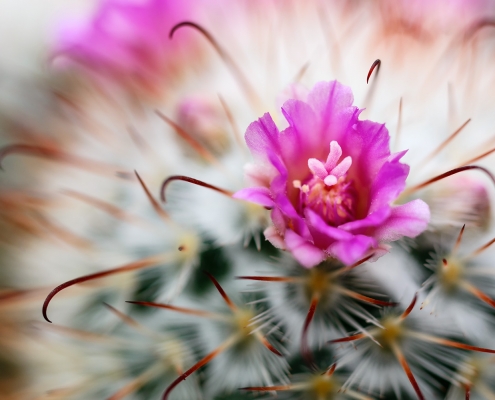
[294,141,357,226]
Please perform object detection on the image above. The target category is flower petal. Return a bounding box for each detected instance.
[245,113,281,165]
[306,209,353,241]
[327,235,377,266]
[284,229,325,268]
[338,207,391,233]
[368,150,409,214]
[264,226,286,249]
[233,187,274,208]
[374,199,430,242]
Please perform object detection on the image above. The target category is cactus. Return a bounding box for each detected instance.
[2,1,495,399]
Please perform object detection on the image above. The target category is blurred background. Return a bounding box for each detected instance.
[2,1,495,399]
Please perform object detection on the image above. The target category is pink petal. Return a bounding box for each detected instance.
[338,207,391,233]
[233,187,274,208]
[368,150,409,214]
[245,113,281,164]
[244,163,273,187]
[327,235,377,266]
[307,81,354,123]
[374,199,430,242]
[281,100,319,157]
[264,226,286,249]
[306,209,353,241]
[271,207,287,235]
[345,120,390,189]
[284,229,325,268]
[275,194,312,240]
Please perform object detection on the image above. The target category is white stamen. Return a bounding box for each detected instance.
[308,158,328,180]
[324,175,338,186]
[293,180,302,189]
[325,140,343,170]
[330,156,352,178]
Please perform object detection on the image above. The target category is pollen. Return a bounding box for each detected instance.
[301,177,357,226]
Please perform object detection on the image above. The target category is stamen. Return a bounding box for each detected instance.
[162,334,238,400]
[453,224,466,254]
[155,110,222,168]
[403,165,495,195]
[42,253,173,323]
[169,21,262,110]
[301,294,319,369]
[325,141,343,170]
[134,171,169,222]
[330,156,352,178]
[160,175,233,202]
[204,271,236,311]
[400,293,418,320]
[391,342,425,400]
[125,301,224,319]
[328,332,366,344]
[366,59,381,84]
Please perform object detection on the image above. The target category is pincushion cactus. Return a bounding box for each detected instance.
[2,0,495,399]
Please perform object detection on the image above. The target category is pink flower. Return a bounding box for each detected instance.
[234,81,430,268]
[52,0,199,95]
